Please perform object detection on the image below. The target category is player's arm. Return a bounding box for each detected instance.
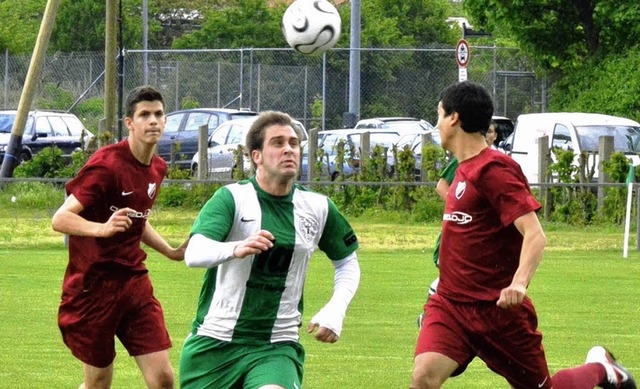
[51,194,134,238]
[307,252,361,343]
[184,230,275,268]
[435,178,451,200]
[496,211,547,309]
[141,221,187,261]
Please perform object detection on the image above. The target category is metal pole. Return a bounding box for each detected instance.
[322,52,326,131]
[3,49,8,109]
[346,0,361,127]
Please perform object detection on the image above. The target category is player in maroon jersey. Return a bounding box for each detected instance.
[52,86,186,389]
[410,81,635,389]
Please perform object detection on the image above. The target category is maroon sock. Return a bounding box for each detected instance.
[551,363,608,389]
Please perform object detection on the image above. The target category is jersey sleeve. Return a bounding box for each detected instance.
[66,164,113,209]
[190,186,235,241]
[318,198,359,261]
[479,159,541,226]
[440,157,459,184]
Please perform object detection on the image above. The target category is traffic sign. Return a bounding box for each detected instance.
[456,39,470,68]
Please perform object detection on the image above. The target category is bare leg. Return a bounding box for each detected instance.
[411,352,458,389]
[135,350,174,389]
[82,363,114,389]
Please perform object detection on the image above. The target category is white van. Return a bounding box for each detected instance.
[500,112,640,184]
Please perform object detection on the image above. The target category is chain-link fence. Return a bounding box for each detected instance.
[0,45,545,135]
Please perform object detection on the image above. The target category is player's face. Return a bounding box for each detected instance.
[485,125,497,146]
[253,124,300,179]
[436,101,455,151]
[125,100,166,146]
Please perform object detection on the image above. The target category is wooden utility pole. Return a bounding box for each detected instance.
[0,0,60,178]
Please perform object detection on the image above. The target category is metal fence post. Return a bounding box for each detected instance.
[197,124,208,180]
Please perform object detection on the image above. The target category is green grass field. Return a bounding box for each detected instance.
[1,205,639,388]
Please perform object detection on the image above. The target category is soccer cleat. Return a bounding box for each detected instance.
[585,346,637,389]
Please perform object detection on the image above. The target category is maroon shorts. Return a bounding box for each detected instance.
[415,293,552,389]
[58,272,172,368]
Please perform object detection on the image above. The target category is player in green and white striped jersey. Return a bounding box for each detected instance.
[179,111,360,389]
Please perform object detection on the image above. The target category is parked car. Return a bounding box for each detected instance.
[157,108,259,170]
[191,116,308,179]
[0,110,93,164]
[501,112,640,183]
[354,117,435,132]
[315,128,420,180]
[390,130,442,179]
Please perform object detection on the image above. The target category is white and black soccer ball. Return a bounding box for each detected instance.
[282,0,341,55]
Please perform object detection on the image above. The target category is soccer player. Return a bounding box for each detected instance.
[52,86,186,389]
[179,110,361,389]
[411,81,636,389]
[417,121,496,329]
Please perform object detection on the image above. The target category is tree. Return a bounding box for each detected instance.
[464,0,640,70]
[0,0,45,54]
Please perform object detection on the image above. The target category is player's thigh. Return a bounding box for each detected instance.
[117,276,172,357]
[179,335,245,389]
[58,279,121,367]
[244,343,304,389]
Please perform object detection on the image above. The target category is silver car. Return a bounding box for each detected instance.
[191,116,308,179]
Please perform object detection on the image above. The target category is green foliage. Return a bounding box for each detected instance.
[0,181,64,208]
[181,95,201,110]
[36,84,75,110]
[464,0,640,70]
[156,182,220,208]
[548,47,640,121]
[173,0,286,49]
[13,147,83,178]
[0,0,43,54]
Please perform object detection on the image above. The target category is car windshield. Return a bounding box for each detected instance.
[575,125,640,153]
[0,114,16,133]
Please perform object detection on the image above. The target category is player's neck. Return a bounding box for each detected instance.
[128,139,155,165]
[255,169,294,196]
[450,132,488,162]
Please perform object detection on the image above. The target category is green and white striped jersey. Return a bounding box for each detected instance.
[189,177,358,344]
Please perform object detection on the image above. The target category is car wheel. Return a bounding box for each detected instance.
[19,151,31,164]
[190,164,197,177]
[330,171,339,181]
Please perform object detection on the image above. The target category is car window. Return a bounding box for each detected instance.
[227,125,248,145]
[35,117,53,136]
[184,112,216,133]
[551,124,572,150]
[210,123,231,146]
[0,113,16,133]
[165,113,184,135]
[48,116,70,136]
[63,116,86,136]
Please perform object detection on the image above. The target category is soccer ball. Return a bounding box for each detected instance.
[282,0,341,55]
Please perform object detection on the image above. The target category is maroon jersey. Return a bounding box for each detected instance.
[437,148,541,302]
[63,140,167,291]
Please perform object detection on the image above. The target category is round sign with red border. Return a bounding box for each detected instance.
[456,39,470,68]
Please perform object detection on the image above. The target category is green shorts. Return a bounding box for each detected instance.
[179,334,305,389]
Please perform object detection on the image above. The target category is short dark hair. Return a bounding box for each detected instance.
[440,81,493,134]
[125,86,165,119]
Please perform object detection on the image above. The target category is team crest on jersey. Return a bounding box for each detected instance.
[147,182,157,198]
[298,217,318,243]
[455,181,466,199]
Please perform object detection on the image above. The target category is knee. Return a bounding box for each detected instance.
[411,365,443,389]
[150,367,175,389]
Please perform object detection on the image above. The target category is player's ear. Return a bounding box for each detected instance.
[251,149,262,166]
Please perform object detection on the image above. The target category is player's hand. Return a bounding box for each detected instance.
[496,284,527,309]
[101,207,135,237]
[233,230,275,258]
[167,238,188,261]
[307,322,339,343]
